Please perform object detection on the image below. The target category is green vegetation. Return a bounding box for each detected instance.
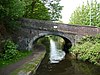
[35,35,65,53]
[0,39,32,68]
[69,0,100,65]
[0,0,62,31]
[0,0,25,30]
[36,36,50,53]
[11,52,45,75]
[43,0,63,21]
[49,35,65,49]
[0,51,32,68]
[70,35,100,65]
[24,0,50,20]
[69,0,100,27]
[1,39,18,60]
[0,0,63,68]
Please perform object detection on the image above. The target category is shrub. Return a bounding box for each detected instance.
[1,39,19,60]
[70,35,100,65]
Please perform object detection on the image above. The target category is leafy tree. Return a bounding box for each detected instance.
[23,0,36,18]
[43,0,63,21]
[0,0,63,31]
[69,0,100,27]
[24,0,63,21]
[24,0,50,20]
[0,0,25,30]
[0,0,25,20]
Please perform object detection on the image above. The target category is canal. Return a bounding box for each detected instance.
[33,37,100,75]
[33,54,100,75]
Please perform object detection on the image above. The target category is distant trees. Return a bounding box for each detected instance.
[69,0,100,27]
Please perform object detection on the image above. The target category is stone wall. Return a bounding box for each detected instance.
[20,18,100,36]
[16,18,100,50]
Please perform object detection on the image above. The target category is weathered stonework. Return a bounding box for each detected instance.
[16,18,100,51]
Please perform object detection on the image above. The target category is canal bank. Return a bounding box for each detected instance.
[33,53,100,75]
[0,44,46,75]
[33,37,100,75]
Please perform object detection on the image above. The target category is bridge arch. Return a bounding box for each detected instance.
[16,19,100,51]
[28,32,73,53]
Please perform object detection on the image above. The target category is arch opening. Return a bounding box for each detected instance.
[32,34,72,54]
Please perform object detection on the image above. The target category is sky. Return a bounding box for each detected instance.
[60,0,100,24]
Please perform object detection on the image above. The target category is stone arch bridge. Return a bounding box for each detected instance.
[15,18,100,52]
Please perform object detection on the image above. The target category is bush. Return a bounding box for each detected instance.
[70,35,100,65]
[1,39,19,60]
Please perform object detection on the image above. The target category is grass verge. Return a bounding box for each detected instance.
[11,51,46,75]
[0,51,32,68]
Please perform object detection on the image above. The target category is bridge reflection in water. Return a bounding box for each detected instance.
[49,38,65,63]
[33,54,100,75]
[33,37,100,75]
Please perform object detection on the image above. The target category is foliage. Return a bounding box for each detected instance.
[6,19,21,31]
[36,37,50,52]
[70,35,100,65]
[24,0,63,21]
[0,0,25,30]
[43,0,63,21]
[0,50,32,68]
[49,35,65,49]
[0,0,25,20]
[24,0,50,20]
[69,0,100,27]
[0,0,63,31]
[11,51,45,75]
[0,39,18,60]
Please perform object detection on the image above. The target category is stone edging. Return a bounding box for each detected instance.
[11,51,46,75]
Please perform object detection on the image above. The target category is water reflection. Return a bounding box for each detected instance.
[49,39,65,63]
[33,36,100,75]
[33,54,100,75]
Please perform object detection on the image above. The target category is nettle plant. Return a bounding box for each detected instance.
[3,39,18,60]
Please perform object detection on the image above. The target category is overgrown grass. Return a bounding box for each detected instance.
[70,35,100,65]
[0,51,32,68]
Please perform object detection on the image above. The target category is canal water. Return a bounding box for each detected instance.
[33,39,100,75]
[49,39,65,63]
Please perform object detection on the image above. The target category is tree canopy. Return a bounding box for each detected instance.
[24,0,50,20]
[0,0,26,30]
[69,0,100,27]
[43,0,63,21]
[0,0,63,30]
[0,0,25,20]
[0,0,62,21]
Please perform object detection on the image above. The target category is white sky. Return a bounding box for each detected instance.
[60,0,100,24]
